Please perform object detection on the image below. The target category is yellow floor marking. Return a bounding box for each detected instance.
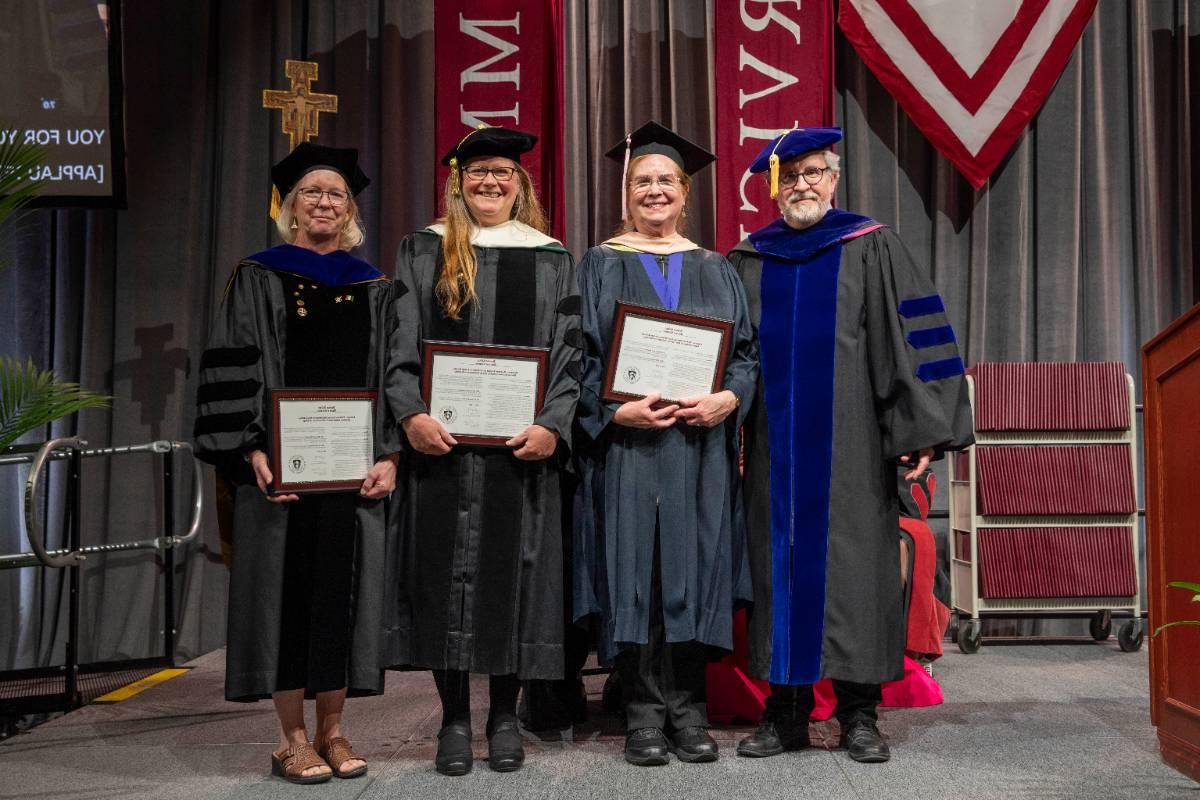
[93,668,190,703]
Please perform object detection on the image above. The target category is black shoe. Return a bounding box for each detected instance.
[487,718,525,773]
[434,722,473,776]
[669,726,718,763]
[736,721,811,757]
[839,720,890,763]
[624,727,670,766]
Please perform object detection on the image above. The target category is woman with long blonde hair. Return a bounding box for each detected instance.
[384,126,580,777]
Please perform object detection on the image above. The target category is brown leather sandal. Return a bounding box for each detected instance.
[270,742,332,784]
[317,736,368,779]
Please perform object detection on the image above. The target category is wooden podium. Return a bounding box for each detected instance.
[1143,302,1200,783]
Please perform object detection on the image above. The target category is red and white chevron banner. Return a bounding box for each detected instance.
[839,0,1097,189]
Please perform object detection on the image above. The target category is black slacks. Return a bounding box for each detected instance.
[766,680,881,727]
[614,529,708,732]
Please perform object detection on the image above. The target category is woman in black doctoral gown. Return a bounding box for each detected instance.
[384,126,581,776]
[194,143,401,784]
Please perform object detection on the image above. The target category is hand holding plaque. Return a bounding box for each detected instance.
[270,389,377,495]
[421,341,549,447]
[603,303,734,405]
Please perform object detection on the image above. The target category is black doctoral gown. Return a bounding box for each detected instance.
[729,212,974,687]
[383,223,581,680]
[573,245,758,661]
[193,245,402,701]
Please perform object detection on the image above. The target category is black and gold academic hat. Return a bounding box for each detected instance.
[441,125,538,166]
[271,141,371,199]
[441,125,538,195]
[604,121,716,177]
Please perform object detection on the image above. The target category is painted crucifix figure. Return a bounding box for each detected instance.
[262,59,338,150]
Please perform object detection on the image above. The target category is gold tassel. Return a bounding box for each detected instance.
[769,153,780,199]
[449,156,460,196]
[269,185,282,220]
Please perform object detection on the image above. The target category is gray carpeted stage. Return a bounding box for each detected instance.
[2,643,1197,799]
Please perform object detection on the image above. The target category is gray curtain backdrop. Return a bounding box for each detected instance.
[0,0,1195,672]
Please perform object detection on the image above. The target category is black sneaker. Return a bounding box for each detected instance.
[434,722,473,776]
[736,721,811,757]
[839,720,890,763]
[669,726,718,763]
[624,727,670,766]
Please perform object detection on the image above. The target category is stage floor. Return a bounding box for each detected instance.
[1,643,1196,799]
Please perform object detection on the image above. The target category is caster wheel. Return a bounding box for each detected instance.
[957,622,982,655]
[1089,610,1112,641]
[1118,620,1144,653]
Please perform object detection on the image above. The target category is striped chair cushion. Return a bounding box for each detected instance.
[971,361,1129,431]
[978,527,1137,598]
[975,445,1136,516]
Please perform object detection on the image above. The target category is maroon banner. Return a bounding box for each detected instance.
[434,1,565,244]
[713,1,834,252]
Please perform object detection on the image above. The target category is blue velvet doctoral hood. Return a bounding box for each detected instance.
[246,244,383,285]
[747,208,884,263]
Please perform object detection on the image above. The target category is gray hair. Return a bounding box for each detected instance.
[274,184,365,250]
[820,149,841,174]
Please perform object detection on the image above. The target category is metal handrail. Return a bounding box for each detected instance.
[9,438,205,570]
[22,437,87,568]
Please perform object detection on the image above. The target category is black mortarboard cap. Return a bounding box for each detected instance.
[441,125,538,166]
[271,142,370,197]
[604,121,716,176]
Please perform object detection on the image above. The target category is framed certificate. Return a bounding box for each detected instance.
[603,302,733,405]
[421,341,549,446]
[269,388,377,494]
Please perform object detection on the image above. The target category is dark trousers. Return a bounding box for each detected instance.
[614,531,708,732]
[433,669,521,733]
[766,680,881,728]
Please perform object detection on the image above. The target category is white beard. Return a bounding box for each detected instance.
[780,192,831,229]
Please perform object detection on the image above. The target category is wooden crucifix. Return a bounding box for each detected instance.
[262,60,338,151]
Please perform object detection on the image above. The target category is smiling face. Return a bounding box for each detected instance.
[290,169,352,249]
[461,156,520,227]
[775,151,839,230]
[626,154,688,237]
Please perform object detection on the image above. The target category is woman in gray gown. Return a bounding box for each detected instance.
[573,122,758,766]
[384,126,581,776]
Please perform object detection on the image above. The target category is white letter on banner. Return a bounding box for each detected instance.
[739,119,798,147]
[739,0,802,44]
[739,47,800,108]
[459,14,521,90]
[461,104,521,127]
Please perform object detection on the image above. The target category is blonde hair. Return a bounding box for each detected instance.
[436,162,548,320]
[274,183,366,251]
[612,154,692,237]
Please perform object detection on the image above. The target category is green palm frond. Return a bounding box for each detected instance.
[0,139,47,271]
[0,139,46,220]
[0,356,110,449]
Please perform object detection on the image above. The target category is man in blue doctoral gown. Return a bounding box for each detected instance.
[727,128,973,763]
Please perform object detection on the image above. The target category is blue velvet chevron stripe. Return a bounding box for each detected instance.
[906,324,956,349]
[916,356,966,382]
[757,246,841,685]
[897,294,945,318]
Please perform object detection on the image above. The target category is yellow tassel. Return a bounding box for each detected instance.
[449,156,460,196]
[269,185,281,220]
[769,153,780,199]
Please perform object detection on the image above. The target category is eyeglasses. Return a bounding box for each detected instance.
[629,174,680,193]
[462,165,516,182]
[779,166,831,188]
[297,187,349,207]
